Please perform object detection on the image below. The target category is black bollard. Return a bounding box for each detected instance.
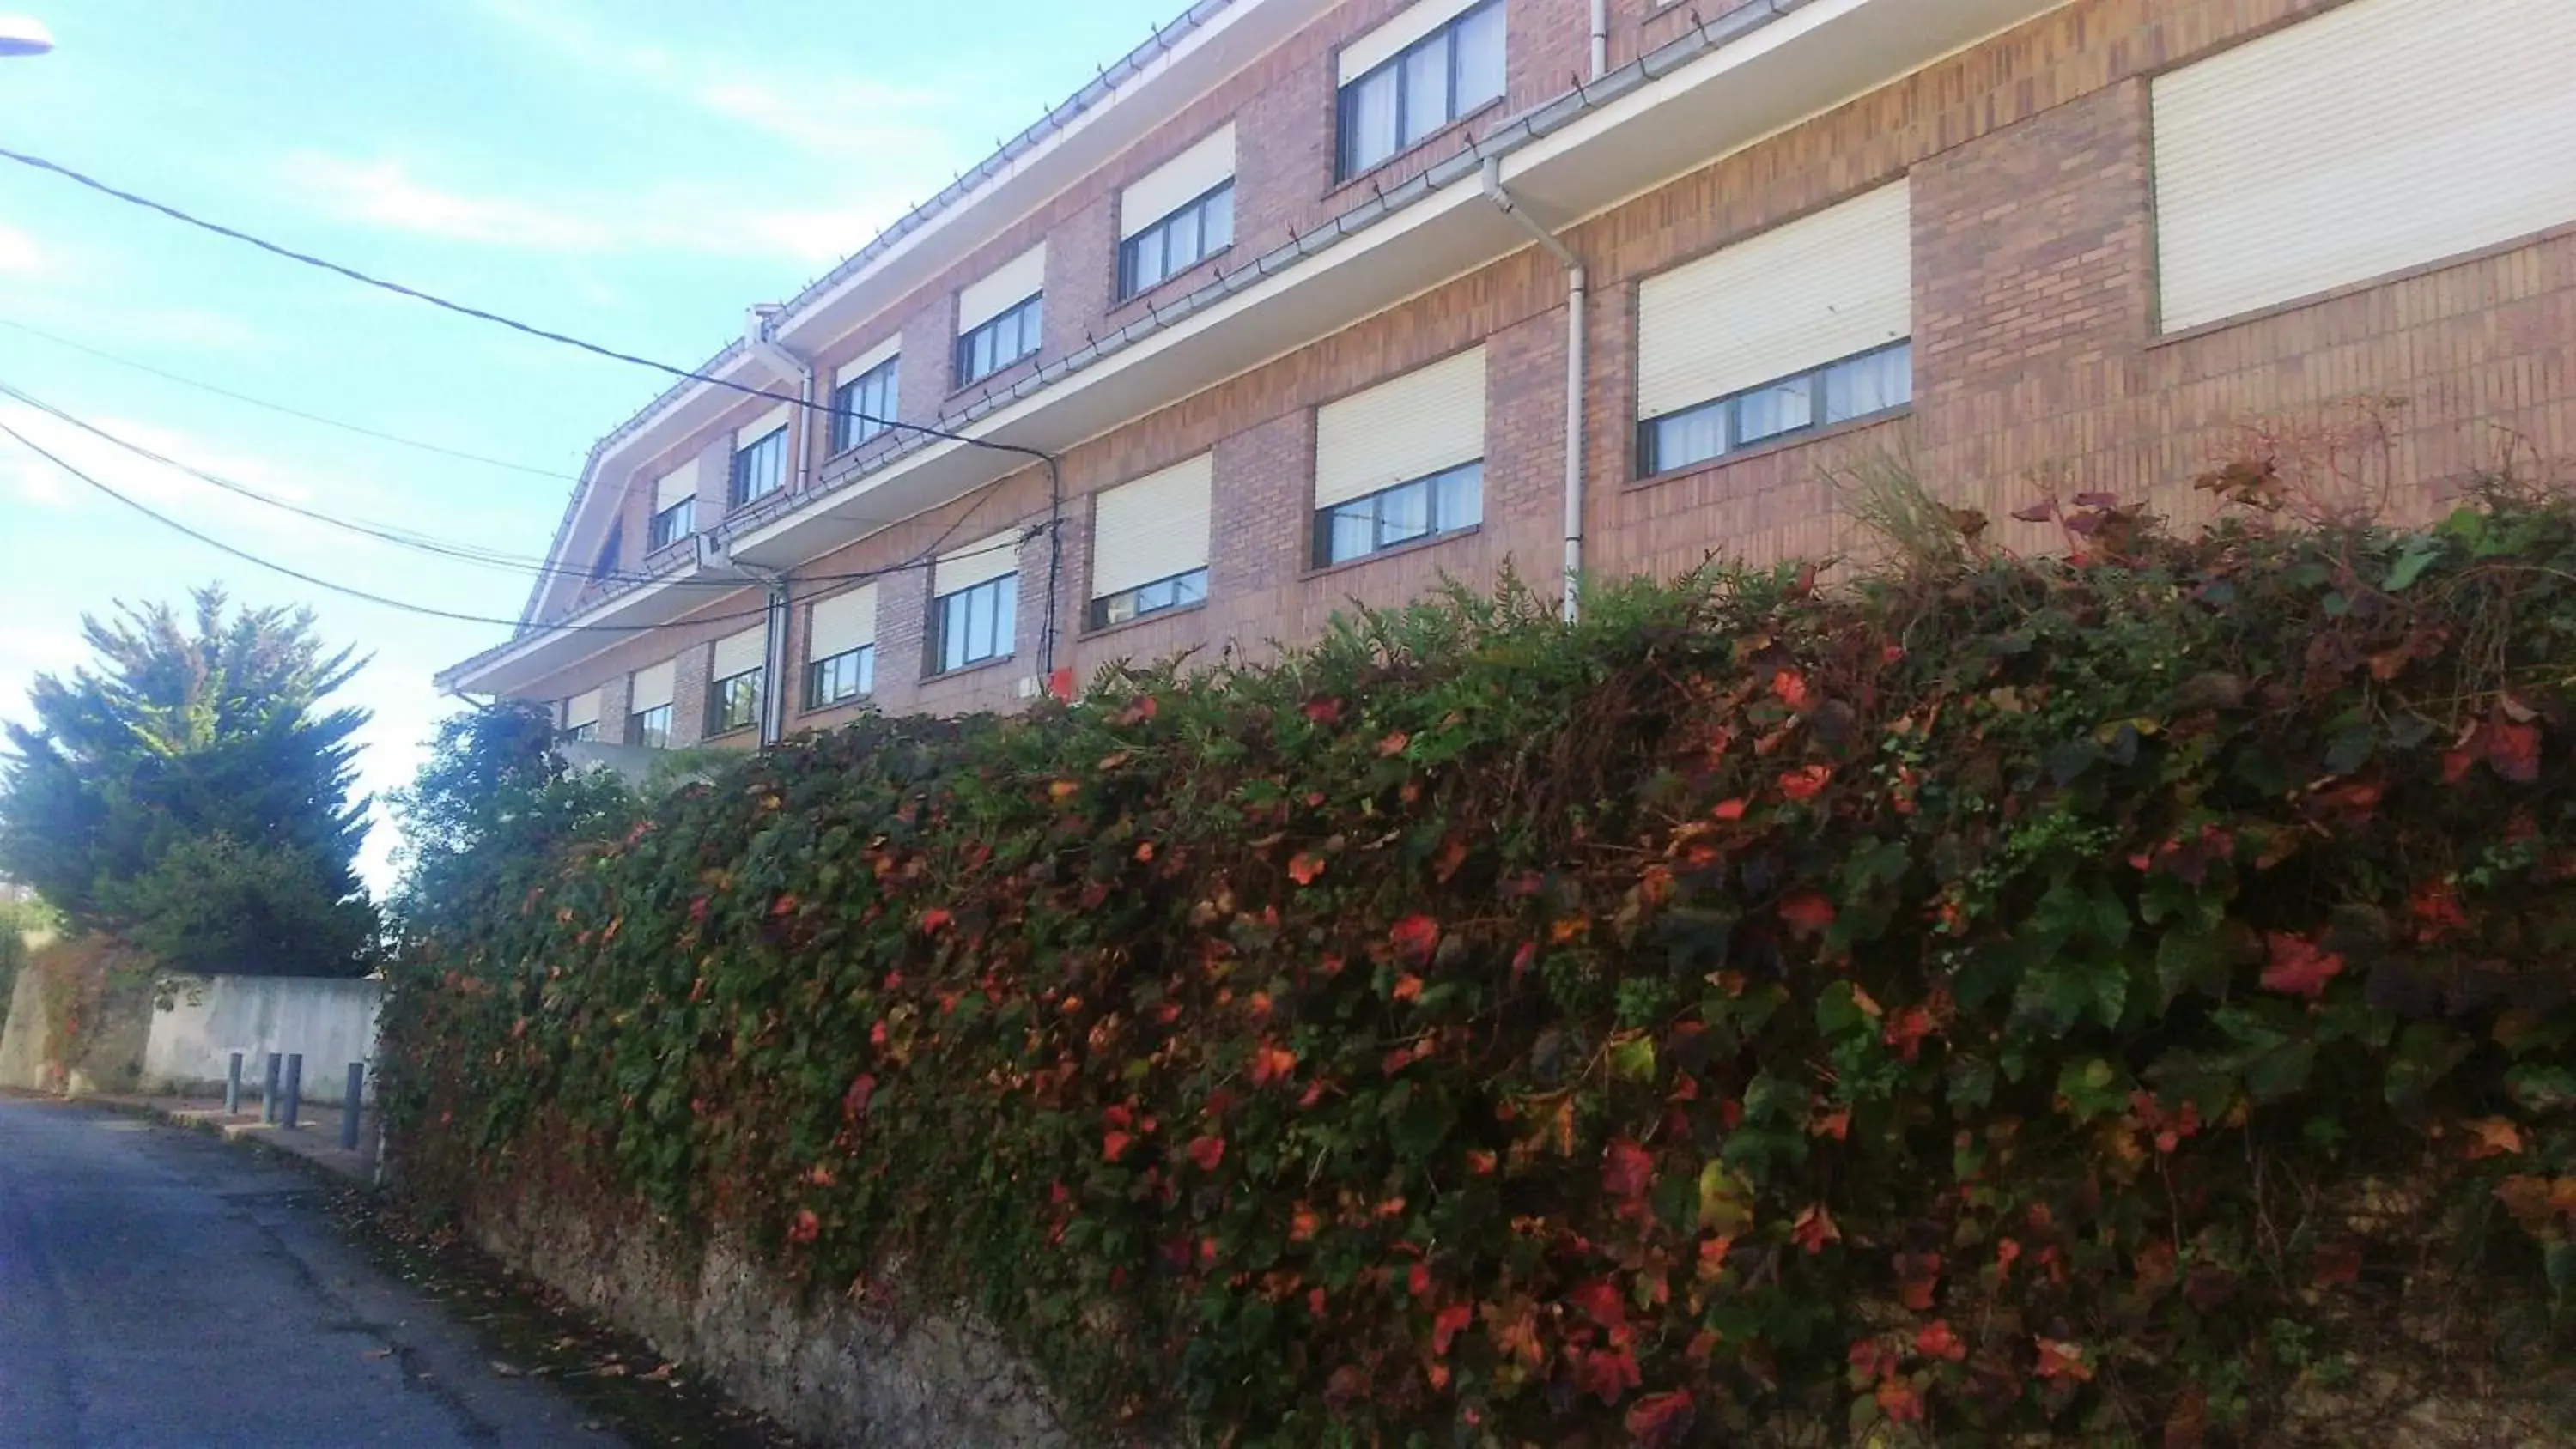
[261,1052,282,1125]
[225,1052,243,1117]
[341,1063,365,1152]
[281,1053,302,1131]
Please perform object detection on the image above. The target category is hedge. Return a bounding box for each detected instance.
[384,478,2576,1446]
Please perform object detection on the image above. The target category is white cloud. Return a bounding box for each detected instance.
[283,152,915,266]
[0,222,43,276]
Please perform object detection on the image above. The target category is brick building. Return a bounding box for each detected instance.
[438,0,2576,749]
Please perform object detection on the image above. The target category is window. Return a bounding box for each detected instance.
[831,355,899,453]
[807,645,875,707]
[1316,461,1480,567]
[933,574,1017,674]
[561,691,603,743]
[1121,183,1234,299]
[956,294,1042,386]
[629,705,673,749]
[648,496,695,551]
[1091,567,1207,630]
[2150,0,2576,332]
[1336,0,1504,179]
[729,427,787,509]
[1639,343,1911,474]
[561,720,599,743]
[710,669,762,734]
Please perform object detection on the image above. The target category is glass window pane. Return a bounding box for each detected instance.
[1454,3,1505,110]
[1434,464,1483,531]
[1328,505,1374,564]
[1824,343,1911,422]
[1020,299,1042,359]
[1650,406,1728,473]
[1202,186,1233,253]
[1174,568,1208,607]
[992,575,1017,658]
[1378,479,1430,545]
[1343,69,1399,175]
[854,646,875,697]
[1735,378,1814,445]
[1167,207,1200,270]
[1402,39,1451,144]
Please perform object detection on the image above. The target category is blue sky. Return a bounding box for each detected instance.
[0,0,1181,890]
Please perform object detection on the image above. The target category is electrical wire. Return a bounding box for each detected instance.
[0,314,585,482]
[0,415,1039,634]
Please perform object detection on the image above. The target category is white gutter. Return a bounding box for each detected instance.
[1481,158,1585,622]
[1589,0,1608,78]
[744,306,817,746]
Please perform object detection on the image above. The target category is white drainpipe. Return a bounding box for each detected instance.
[744,306,817,745]
[1482,159,1587,622]
[1589,0,1608,78]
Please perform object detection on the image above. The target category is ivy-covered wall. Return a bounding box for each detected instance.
[385,482,2576,1446]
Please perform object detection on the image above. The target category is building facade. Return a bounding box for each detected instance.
[438,0,2576,749]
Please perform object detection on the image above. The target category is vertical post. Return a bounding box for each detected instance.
[341,1063,364,1152]
[224,1052,243,1117]
[261,1052,282,1125]
[281,1053,302,1131]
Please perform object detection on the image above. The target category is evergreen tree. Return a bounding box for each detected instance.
[0,588,376,976]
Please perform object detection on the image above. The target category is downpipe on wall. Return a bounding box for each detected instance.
[1480,158,1586,623]
[745,308,818,746]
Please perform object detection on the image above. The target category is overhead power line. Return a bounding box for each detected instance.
[0,314,584,482]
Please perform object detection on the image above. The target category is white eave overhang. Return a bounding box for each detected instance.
[447,0,2069,697]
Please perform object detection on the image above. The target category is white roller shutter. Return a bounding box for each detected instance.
[1315,348,1486,508]
[1092,455,1213,597]
[653,469,693,512]
[2153,0,2576,334]
[735,402,793,448]
[836,336,900,390]
[934,530,1021,596]
[1340,0,1482,82]
[959,246,1047,331]
[1637,181,1911,422]
[807,584,878,659]
[630,661,676,712]
[1122,126,1236,239]
[711,627,765,682]
[563,690,601,731]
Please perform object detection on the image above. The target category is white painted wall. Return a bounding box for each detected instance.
[142,974,383,1106]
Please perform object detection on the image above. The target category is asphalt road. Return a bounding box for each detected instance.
[0,1096,619,1447]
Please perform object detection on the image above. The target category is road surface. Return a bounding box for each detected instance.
[0,1096,617,1446]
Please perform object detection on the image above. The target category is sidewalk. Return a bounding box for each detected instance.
[104,1092,381,1183]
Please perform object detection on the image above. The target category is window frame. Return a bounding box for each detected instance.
[728,427,787,510]
[647,495,695,552]
[930,573,1018,675]
[1090,566,1210,631]
[629,703,674,750]
[708,665,763,735]
[1334,0,1506,181]
[805,644,877,709]
[955,294,1043,387]
[1313,460,1483,567]
[830,356,900,454]
[558,721,600,744]
[1636,340,1914,477]
[1118,181,1236,300]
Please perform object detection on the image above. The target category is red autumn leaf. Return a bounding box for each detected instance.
[1915,1319,1967,1362]
[1876,1375,1927,1423]
[1793,1203,1840,1254]
[1249,1042,1298,1086]
[1883,1004,1938,1062]
[2011,500,2058,523]
[1567,1279,1627,1331]
[1894,1251,1942,1312]
[1390,913,1441,963]
[769,894,800,918]
[1391,973,1425,1003]
[1431,1303,1473,1357]
[787,1209,820,1245]
[918,907,953,934]
[1624,1389,1696,1446]
[1287,852,1327,886]
[1771,669,1813,710]
[2489,719,2543,782]
[1712,797,1749,822]
[2260,931,2344,998]
[2463,1115,2525,1159]
[1186,1135,1226,1171]
[1376,731,1411,757]
[842,1073,878,1119]
[1778,892,1837,939]
[1466,1149,1496,1175]
[1574,1346,1642,1405]
[1848,1337,1901,1385]
[2034,1337,2093,1381]
[1302,696,1344,725]
[1102,1130,1134,1163]
[1778,764,1833,801]
[1601,1137,1654,1199]
[1408,1262,1432,1298]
